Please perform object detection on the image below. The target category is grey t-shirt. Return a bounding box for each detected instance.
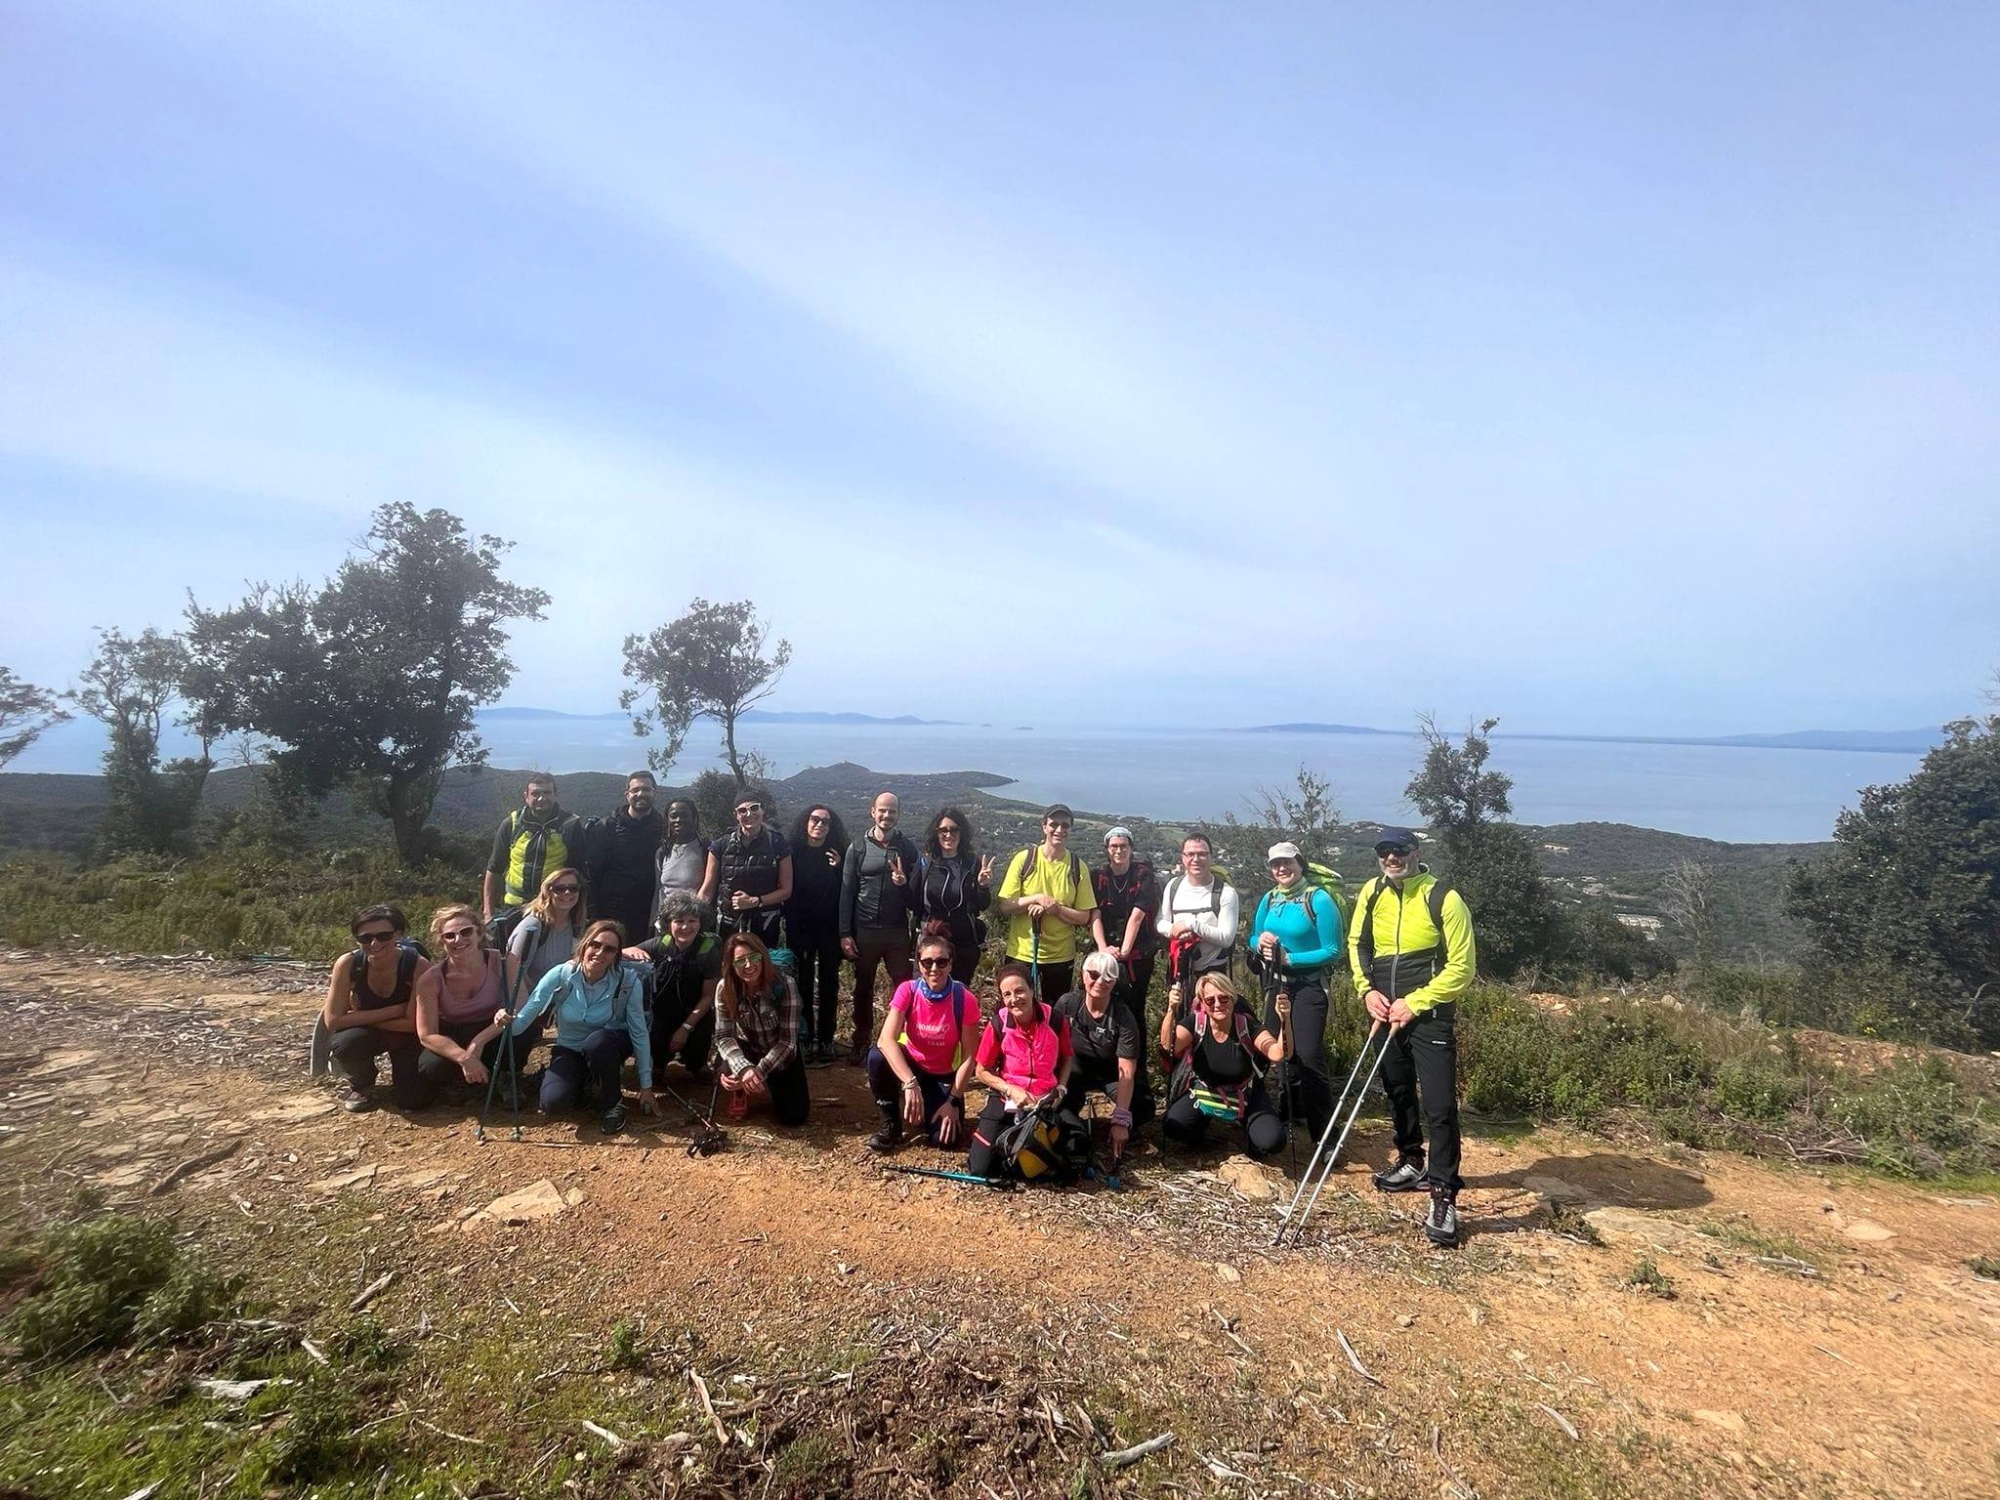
[508,914,578,995]
[651,840,709,927]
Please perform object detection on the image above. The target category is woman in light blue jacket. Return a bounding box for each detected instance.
[1244,842,1343,1142]
[505,918,656,1134]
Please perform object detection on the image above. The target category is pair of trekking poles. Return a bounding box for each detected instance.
[1272,1015,1395,1248]
[474,958,729,1157]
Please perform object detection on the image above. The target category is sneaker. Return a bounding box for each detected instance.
[342,1089,378,1114]
[600,1101,628,1135]
[1425,1191,1460,1247]
[1373,1160,1424,1193]
[865,1121,903,1154]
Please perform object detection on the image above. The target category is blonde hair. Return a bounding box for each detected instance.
[526,866,589,932]
[428,904,484,967]
[1194,971,1240,1005]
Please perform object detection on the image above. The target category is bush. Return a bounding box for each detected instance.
[1822,1059,1993,1178]
[1703,960,1981,1052]
[6,1211,240,1363]
[0,846,470,960]
[1458,989,1705,1122]
[1712,1050,1804,1121]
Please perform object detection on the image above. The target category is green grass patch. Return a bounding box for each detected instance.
[1970,1256,2000,1281]
[1623,1258,1677,1299]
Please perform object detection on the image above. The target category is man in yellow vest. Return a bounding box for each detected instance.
[482,773,584,939]
[1347,826,1476,1246]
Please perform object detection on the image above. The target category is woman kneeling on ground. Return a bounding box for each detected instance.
[501,918,657,1134]
[966,961,1078,1178]
[324,904,430,1114]
[1161,971,1291,1158]
[413,904,516,1104]
[712,933,811,1127]
[865,925,983,1153]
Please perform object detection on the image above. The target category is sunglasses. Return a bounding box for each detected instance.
[937,824,961,836]
[1375,845,1413,858]
[730,952,763,969]
[917,956,952,970]
[356,931,397,946]
[735,803,762,815]
[549,883,580,896]
[582,939,620,955]
[807,814,830,825]
[441,927,479,944]
[1084,969,1115,983]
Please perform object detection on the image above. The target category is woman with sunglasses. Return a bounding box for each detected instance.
[1160,972,1291,1158]
[501,918,656,1134]
[712,932,811,1127]
[864,926,982,1152]
[785,803,849,1065]
[917,806,993,986]
[412,904,514,1102]
[506,866,590,1011]
[323,904,430,1114]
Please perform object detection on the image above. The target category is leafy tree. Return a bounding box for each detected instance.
[66,628,214,857]
[1405,714,1559,979]
[1785,714,2000,1048]
[185,504,549,864]
[1212,764,1344,909]
[0,666,68,767]
[621,599,791,785]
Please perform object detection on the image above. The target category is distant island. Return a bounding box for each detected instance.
[1236,722,1940,755]
[478,706,963,727]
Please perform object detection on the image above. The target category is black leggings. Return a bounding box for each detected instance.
[1162,1082,1285,1157]
[1266,979,1332,1137]
[791,941,843,1049]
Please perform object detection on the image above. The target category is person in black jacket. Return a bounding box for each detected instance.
[635,891,720,1081]
[917,805,993,985]
[786,803,848,1065]
[700,790,793,948]
[587,771,664,944]
[839,791,924,1063]
[1091,826,1161,1122]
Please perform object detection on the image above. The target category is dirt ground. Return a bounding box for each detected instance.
[2,947,1997,1499]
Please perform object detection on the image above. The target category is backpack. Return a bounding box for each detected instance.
[995,1099,1088,1183]
[1016,843,1083,891]
[1167,1002,1264,1120]
[1163,873,1225,920]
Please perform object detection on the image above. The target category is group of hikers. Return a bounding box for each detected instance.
[317,771,1478,1246]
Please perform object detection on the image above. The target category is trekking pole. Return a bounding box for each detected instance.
[476,958,531,1144]
[656,1078,727,1156]
[881,1162,1016,1190]
[1264,967,1300,1180]
[1274,1019,1389,1248]
[1030,916,1042,1005]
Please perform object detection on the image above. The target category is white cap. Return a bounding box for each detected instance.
[1266,841,1303,863]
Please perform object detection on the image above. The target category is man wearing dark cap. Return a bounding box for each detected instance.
[1346,827,1477,1246]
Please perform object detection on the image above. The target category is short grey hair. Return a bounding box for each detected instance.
[660,891,704,925]
[1082,951,1122,983]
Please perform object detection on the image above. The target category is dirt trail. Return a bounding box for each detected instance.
[2,947,1997,1498]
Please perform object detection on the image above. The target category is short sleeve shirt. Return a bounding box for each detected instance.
[889,980,979,1076]
[1054,991,1139,1069]
[996,847,1099,964]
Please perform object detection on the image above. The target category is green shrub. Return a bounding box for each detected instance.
[1458,989,1704,1122]
[1821,1059,1993,1177]
[1623,1258,1676,1298]
[1713,1050,1804,1121]
[6,1212,240,1363]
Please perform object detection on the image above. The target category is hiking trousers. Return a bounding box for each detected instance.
[539,1027,631,1114]
[864,1049,958,1144]
[791,940,842,1052]
[1267,978,1333,1139]
[849,927,910,1050]
[1162,1083,1285,1158]
[1379,1001,1463,1193]
[966,1095,1086,1180]
[330,1025,426,1109]
[415,1021,526,1102]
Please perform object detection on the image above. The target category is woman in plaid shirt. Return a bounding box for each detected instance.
[713,933,812,1127]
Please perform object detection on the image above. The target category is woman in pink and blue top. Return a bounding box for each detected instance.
[865,925,984,1153]
[966,961,1075,1178]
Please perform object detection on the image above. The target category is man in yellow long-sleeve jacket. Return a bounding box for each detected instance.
[1347,826,1477,1246]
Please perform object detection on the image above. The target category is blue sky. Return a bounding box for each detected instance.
[4,1,1996,753]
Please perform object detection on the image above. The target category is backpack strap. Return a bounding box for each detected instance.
[1354,878,1387,969]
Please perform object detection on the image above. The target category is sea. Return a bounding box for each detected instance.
[465,717,1906,846]
[12,712,1918,845]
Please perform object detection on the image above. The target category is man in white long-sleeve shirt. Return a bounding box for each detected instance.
[1155,833,1239,976]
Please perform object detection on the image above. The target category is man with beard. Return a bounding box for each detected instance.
[587,771,663,942]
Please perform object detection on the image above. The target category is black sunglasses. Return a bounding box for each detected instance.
[549,883,580,895]
[1375,844,1413,858]
[356,930,397,946]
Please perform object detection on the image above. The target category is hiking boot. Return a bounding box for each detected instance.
[1373,1160,1424,1193]
[600,1101,628,1135]
[866,1119,904,1154]
[342,1088,378,1114]
[809,1042,837,1069]
[1425,1191,1460,1247]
